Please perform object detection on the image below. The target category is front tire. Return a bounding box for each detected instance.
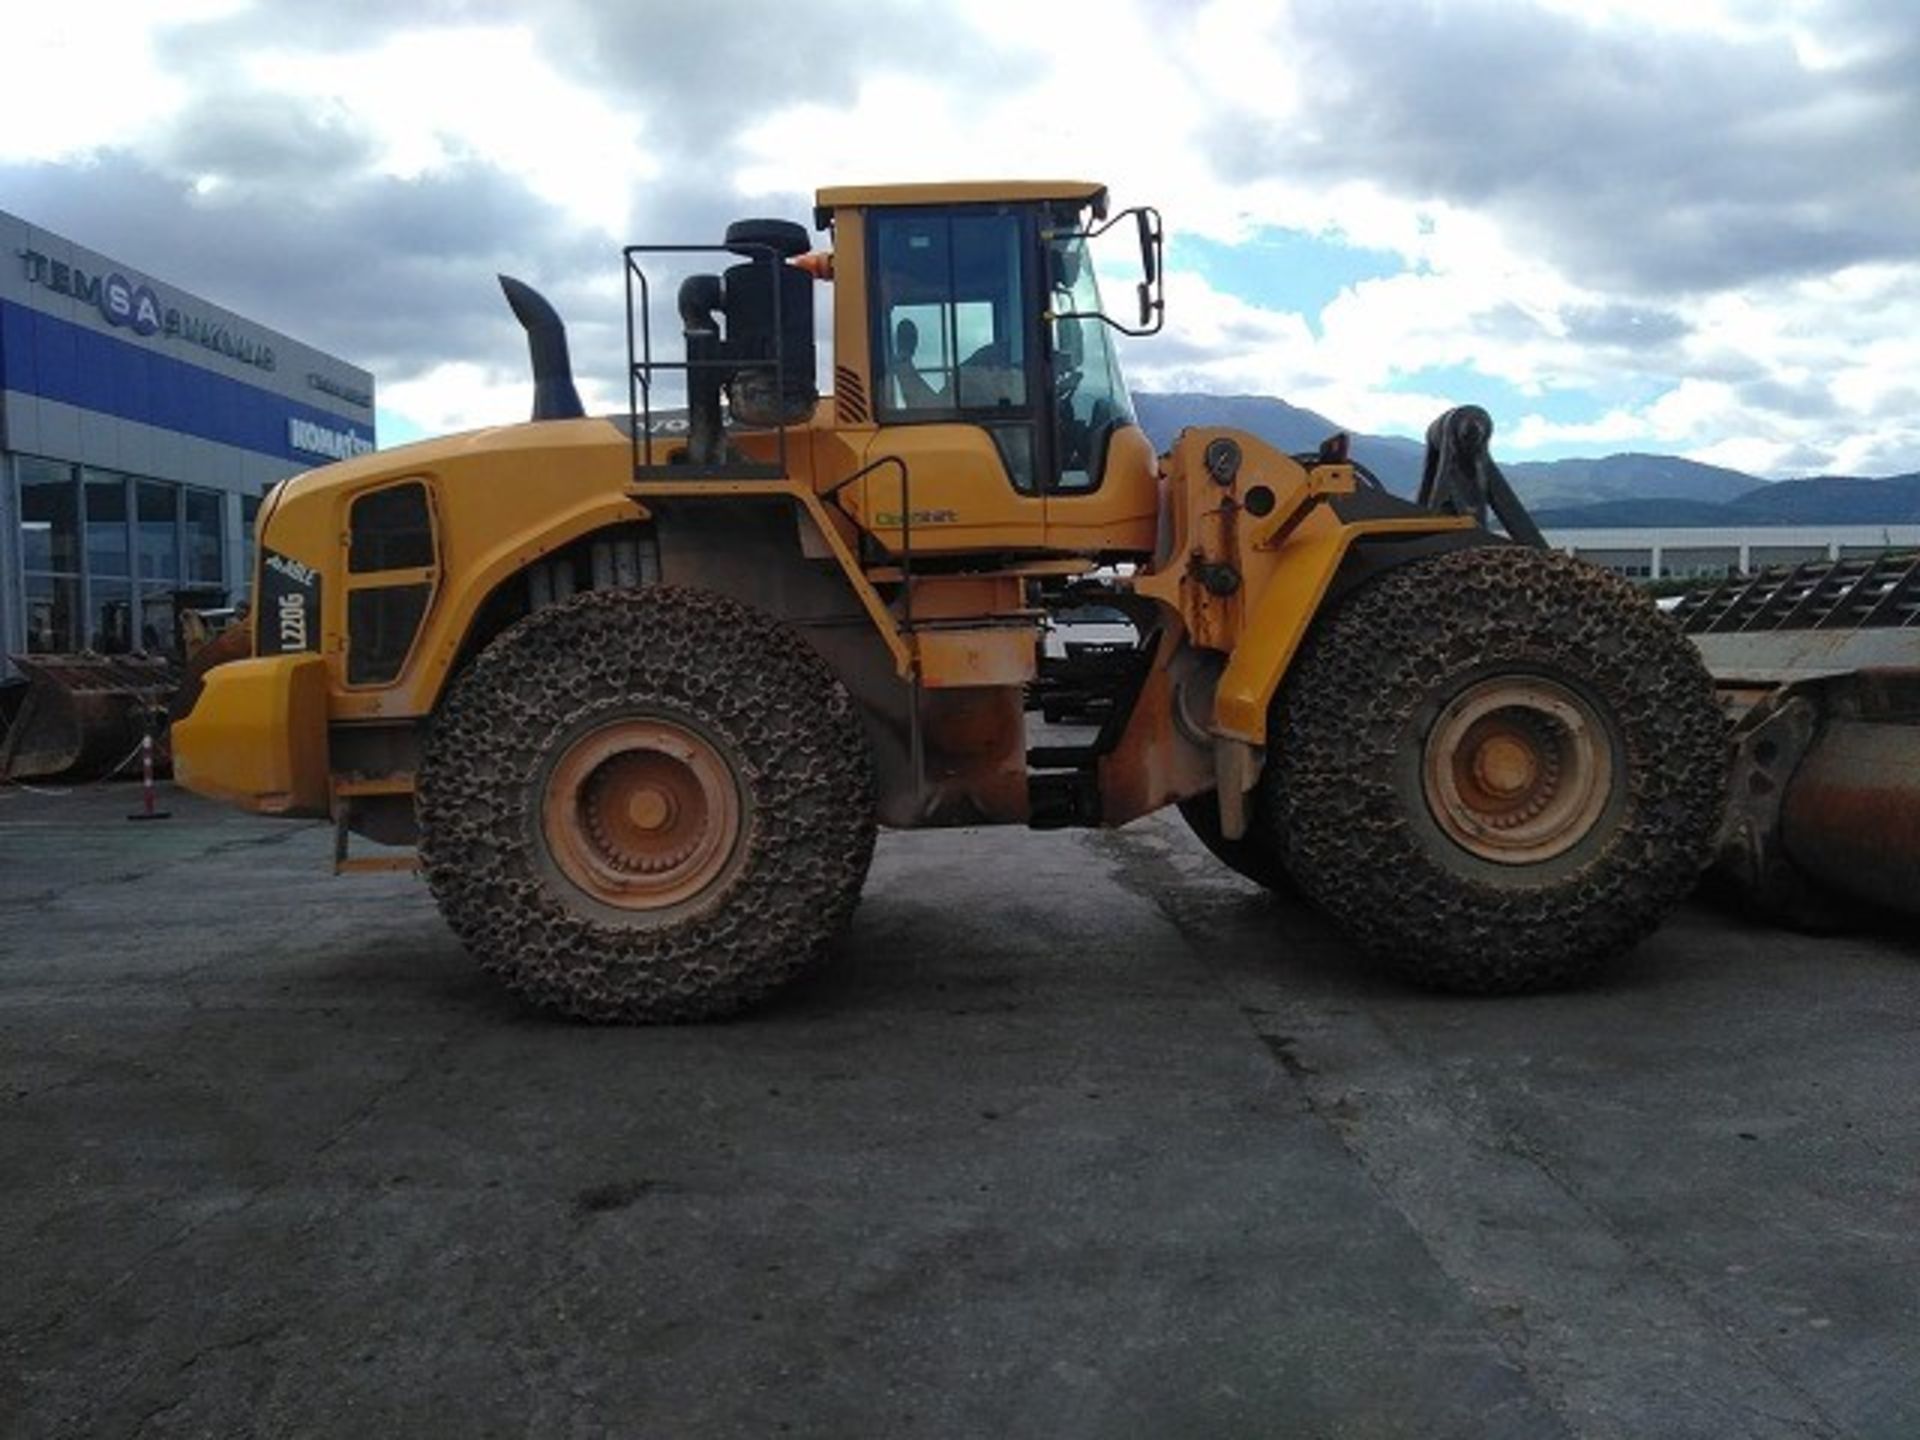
[417,586,876,1022]
[1268,546,1726,992]
[1177,791,1292,893]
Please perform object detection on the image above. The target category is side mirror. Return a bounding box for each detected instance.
[1050,203,1166,338]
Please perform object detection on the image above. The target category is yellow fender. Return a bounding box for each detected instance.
[1214,512,1479,743]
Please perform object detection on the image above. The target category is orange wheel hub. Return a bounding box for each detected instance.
[541,718,743,909]
[1422,677,1612,865]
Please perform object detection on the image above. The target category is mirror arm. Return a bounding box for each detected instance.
[1054,304,1163,340]
[1048,203,1167,339]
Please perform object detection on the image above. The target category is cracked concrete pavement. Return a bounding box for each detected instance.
[1,782,1916,1438]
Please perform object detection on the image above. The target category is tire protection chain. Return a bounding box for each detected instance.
[1267,546,1728,992]
[417,586,877,1022]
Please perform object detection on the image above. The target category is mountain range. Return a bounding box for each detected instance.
[1132,392,1920,529]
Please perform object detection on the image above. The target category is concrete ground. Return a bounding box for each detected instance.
[0,782,1915,1440]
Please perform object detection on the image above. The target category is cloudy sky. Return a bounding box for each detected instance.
[3,0,1915,477]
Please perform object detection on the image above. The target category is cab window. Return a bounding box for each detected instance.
[872,209,1035,491]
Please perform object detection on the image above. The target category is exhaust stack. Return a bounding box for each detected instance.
[498,275,585,421]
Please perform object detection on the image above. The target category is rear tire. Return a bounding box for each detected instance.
[1268,546,1726,993]
[418,586,876,1022]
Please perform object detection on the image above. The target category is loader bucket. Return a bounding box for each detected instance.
[0,654,179,782]
[1676,555,1920,922]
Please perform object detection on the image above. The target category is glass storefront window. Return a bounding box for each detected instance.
[240,490,264,598]
[20,459,79,573]
[139,585,177,655]
[15,456,246,656]
[85,470,131,579]
[24,574,80,654]
[90,579,136,654]
[138,481,181,582]
[184,488,224,583]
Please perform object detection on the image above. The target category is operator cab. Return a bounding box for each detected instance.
[816,180,1165,559]
[866,200,1149,496]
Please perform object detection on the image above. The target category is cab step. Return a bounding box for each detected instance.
[330,774,421,876]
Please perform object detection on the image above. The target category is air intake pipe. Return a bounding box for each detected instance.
[678,274,727,467]
[498,275,585,422]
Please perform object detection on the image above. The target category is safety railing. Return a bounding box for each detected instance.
[623,242,791,480]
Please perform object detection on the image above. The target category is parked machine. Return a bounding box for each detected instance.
[0,587,233,784]
[0,654,176,782]
[1677,555,1920,924]
[170,180,1728,1021]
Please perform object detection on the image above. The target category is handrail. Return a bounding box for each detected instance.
[822,454,916,636]
[823,452,922,800]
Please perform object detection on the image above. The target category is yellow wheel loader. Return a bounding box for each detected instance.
[172,180,1728,1021]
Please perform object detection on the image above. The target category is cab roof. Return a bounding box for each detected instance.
[812,180,1108,229]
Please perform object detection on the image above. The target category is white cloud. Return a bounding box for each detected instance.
[378,360,622,441]
[377,362,528,439]
[0,1,246,161]
[1508,409,1652,451]
[1530,0,1756,35]
[243,25,655,237]
[1128,226,1920,476]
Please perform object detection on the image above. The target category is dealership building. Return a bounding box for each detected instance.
[0,209,374,675]
[1543,525,1920,580]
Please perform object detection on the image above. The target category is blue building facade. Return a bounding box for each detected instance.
[1,209,374,671]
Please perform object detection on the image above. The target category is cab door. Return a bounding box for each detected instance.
[851,206,1050,558]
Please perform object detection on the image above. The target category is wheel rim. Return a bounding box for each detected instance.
[541,718,743,909]
[1422,676,1613,865]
